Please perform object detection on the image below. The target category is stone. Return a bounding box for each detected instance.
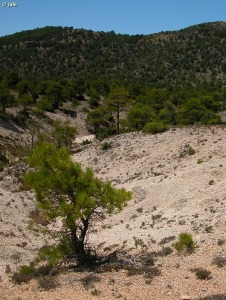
[182,296,191,300]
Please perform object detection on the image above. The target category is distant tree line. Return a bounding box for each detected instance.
[0,69,225,140]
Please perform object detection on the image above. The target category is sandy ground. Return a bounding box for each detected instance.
[1,126,226,299]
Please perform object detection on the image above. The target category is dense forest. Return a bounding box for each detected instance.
[1,22,226,140]
[1,22,226,85]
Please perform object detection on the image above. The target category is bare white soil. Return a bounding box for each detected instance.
[1,126,226,299]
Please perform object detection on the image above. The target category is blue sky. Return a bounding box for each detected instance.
[0,0,226,37]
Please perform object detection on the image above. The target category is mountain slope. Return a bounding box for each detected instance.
[1,22,226,85]
[1,126,226,299]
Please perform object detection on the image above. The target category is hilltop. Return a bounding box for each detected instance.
[1,22,226,86]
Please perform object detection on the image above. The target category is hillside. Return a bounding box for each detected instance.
[1,20,226,300]
[1,126,226,299]
[1,22,226,86]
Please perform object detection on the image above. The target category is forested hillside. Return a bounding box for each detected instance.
[1,22,226,86]
[1,21,226,150]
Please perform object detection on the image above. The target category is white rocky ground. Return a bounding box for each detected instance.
[1,125,226,299]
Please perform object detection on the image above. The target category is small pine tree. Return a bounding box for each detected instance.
[24,143,132,265]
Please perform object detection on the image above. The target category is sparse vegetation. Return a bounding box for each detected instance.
[101,141,112,151]
[159,235,176,245]
[217,239,225,246]
[143,121,167,134]
[187,146,196,155]
[38,276,58,290]
[197,159,204,164]
[212,255,226,268]
[1,23,226,298]
[80,274,101,290]
[81,139,91,145]
[12,264,36,284]
[190,267,211,280]
[174,232,196,253]
[24,143,132,266]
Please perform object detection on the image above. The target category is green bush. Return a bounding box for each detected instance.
[187,147,196,155]
[12,264,36,284]
[101,141,112,151]
[81,139,91,145]
[174,232,195,253]
[191,267,211,280]
[197,159,203,164]
[143,121,167,134]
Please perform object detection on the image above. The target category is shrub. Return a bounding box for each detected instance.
[217,239,225,246]
[91,289,101,296]
[143,121,167,134]
[212,255,226,268]
[101,141,112,151]
[38,276,58,290]
[81,139,91,145]
[174,232,195,253]
[187,146,196,155]
[191,267,211,280]
[80,274,101,290]
[12,271,32,284]
[12,264,35,284]
[197,159,203,164]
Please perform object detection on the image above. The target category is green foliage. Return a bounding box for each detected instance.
[19,264,36,275]
[2,23,226,89]
[24,143,132,264]
[190,267,211,280]
[46,81,64,109]
[178,97,221,125]
[36,241,72,267]
[86,106,114,139]
[106,86,129,134]
[51,119,76,148]
[143,121,167,134]
[36,95,54,112]
[197,159,203,164]
[127,103,156,130]
[81,139,91,145]
[187,146,196,155]
[16,79,30,95]
[95,127,111,141]
[101,141,112,151]
[17,93,34,113]
[174,232,195,253]
[86,106,110,132]
[12,264,36,284]
[0,84,15,112]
